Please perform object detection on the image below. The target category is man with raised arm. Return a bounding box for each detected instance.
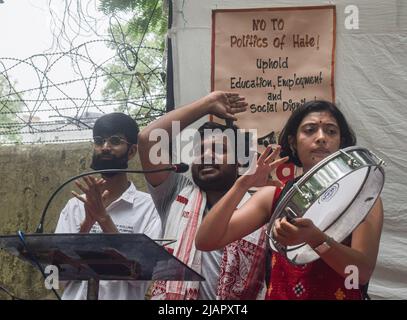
[138,91,267,300]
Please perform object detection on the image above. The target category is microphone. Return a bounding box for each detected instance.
[35,163,189,233]
[172,162,189,173]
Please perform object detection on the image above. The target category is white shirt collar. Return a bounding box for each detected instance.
[107,182,137,208]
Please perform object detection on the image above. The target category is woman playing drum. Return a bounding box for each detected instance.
[195,100,383,300]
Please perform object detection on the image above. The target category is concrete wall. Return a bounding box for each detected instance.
[0,143,148,300]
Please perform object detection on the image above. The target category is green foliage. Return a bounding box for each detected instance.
[99,0,167,38]
[0,76,22,143]
[99,0,167,127]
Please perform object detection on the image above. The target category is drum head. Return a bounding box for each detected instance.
[268,147,385,265]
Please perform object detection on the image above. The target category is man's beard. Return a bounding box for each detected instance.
[191,165,237,192]
[90,151,129,177]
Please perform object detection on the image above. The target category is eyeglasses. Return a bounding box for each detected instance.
[93,135,130,146]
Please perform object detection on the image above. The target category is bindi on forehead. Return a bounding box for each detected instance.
[302,111,338,125]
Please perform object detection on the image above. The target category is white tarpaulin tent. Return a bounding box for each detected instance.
[169,0,407,299]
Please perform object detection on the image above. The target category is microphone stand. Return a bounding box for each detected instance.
[25,165,189,300]
[35,166,180,234]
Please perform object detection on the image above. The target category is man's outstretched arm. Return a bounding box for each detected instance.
[138,91,247,187]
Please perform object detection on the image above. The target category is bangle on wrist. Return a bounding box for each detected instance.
[313,236,334,255]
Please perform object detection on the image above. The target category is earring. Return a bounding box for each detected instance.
[290,146,296,156]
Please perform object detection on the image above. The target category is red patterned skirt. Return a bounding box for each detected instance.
[265,252,363,300]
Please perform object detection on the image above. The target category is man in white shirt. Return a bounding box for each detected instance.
[55,112,162,300]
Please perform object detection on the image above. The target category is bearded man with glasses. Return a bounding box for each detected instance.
[55,112,162,300]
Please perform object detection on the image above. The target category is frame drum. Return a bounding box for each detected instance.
[267,146,385,265]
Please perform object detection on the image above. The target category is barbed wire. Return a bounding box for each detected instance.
[0,0,167,145]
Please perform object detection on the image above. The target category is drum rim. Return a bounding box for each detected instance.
[267,146,385,263]
[270,165,372,254]
[271,146,377,220]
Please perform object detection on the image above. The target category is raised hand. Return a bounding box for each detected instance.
[239,145,289,189]
[72,176,110,226]
[207,91,248,121]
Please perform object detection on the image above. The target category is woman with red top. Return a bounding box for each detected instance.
[196,100,384,300]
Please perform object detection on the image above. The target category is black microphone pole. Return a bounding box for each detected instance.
[35,164,189,234]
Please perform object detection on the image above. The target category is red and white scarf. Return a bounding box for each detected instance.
[151,185,266,300]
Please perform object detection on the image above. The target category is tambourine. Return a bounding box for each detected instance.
[266,146,385,265]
